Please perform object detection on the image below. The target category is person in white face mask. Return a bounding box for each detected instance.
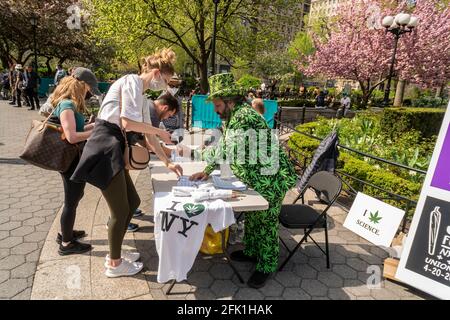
[71,48,183,278]
[161,74,184,132]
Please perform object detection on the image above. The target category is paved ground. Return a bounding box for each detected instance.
[0,100,64,299]
[30,166,433,300]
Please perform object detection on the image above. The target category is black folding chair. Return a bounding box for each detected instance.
[278,171,342,271]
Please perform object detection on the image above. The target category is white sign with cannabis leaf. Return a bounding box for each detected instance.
[343,192,405,247]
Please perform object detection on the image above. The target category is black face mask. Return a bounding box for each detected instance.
[85,91,93,100]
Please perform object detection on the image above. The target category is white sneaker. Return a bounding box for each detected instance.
[104,252,140,268]
[105,259,144,278]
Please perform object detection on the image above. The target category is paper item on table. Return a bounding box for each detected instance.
[192,189,233,202]
[198,183,214,189]
[172,186,197,197]
[212,175,247,191]
[177,175,207,188]
[210,170,221,176]
[172,156,192,163]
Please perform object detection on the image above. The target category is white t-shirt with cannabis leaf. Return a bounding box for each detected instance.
[153,192,235,283]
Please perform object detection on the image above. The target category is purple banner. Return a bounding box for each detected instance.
[431,124,450,192]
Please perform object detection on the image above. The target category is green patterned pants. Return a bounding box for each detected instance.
[243,199,282,273]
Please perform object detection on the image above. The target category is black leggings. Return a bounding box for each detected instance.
[60,159,86,242]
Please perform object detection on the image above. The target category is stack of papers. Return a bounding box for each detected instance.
[212,175,247,191]
[177,176,206,188]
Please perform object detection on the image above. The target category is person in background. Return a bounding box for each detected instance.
[315,89,327,108]
[8,63,17,105]
[1,71,10,100]
[54,64,67,86]
[246,91,255,104]
[13,64,25,108]
[24,64,41,111]
[340,92,351,116]
[299,84,306,99]
[251,98,265,117]
[161,74,184,132]
[51,68,100,255]
[148,93,181,157]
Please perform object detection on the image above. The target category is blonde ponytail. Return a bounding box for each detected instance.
[142,48,176,75]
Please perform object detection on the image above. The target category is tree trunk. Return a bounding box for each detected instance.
[0,55,9,70]
[45,57,53,77]
[436,85,444,99]
[137,59,141,74]
[394,79,406,107]
[358,80,371,109]
[199,61,209,94]
[361,91,371,109]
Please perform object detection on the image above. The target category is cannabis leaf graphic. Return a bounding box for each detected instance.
[183,203,205,218]
[369,211,382,224]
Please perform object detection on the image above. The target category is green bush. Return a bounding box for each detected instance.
[368,89,385,108]
[381,108,446,139]
[411,96,448,108]
[236,74,262,91]
[338,153,421,205]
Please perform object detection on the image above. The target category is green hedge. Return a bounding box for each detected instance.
[278,99,316,108]
[288,125,422,214]
[338,153,421,206]
[381,108,445,139]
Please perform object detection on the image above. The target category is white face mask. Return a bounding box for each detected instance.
[149,74,167,91]
[167,87,179,96]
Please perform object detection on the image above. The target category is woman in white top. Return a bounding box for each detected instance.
[71,48,183,277]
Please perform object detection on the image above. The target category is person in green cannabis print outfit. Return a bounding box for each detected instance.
[190,73,297,288]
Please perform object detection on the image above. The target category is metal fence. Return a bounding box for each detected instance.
[275,108,426,233]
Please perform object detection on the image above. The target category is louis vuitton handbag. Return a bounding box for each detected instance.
[19,109,81,172]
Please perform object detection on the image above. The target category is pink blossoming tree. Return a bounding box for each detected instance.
[297,0,450,107]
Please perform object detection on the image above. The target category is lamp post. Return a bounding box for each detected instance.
[381,13,418,106]
[30,15,38,70]
[211,0,220,75]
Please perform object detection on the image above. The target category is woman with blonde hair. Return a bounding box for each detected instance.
[71,48,183,277]
[52,67,101,255]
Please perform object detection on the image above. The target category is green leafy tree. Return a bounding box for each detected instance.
[236,74,262,91]
[88,0,301,93]
[0,0,114,72]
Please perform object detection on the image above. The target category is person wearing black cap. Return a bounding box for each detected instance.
[72,67,102,96]
[50,68,100,255]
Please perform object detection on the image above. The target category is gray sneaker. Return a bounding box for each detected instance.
[105,259,143,278]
